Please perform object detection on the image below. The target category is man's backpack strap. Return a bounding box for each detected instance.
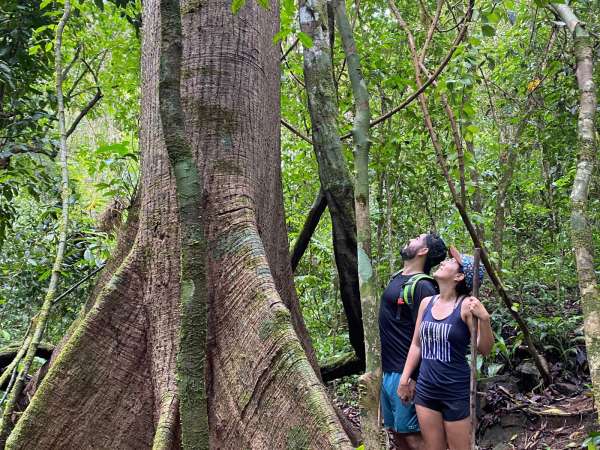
[390,269,403,280]
[397,273,434,306]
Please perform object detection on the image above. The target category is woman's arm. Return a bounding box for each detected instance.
[464,296,494,356]
[397,296,431,402]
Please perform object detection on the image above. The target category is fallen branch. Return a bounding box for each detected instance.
[0,343,55,381]
[320,351,364,382]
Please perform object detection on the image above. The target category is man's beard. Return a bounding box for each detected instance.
[400,245,418,261]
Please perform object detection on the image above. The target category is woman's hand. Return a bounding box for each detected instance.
[397,377,416,404]
[465,296,490,321]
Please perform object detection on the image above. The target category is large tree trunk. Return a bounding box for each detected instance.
[548,2,600,421]
[4,0,352,448]
[299,0,365,367]
[157,0,208,445]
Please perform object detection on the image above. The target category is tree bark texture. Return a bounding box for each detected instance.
[5,0,353,448]
[299,0,364,365]
[332,0,380,447]
[549,2,600,421]
[157,0,208,446]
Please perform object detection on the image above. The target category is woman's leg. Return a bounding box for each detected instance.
[415,405,446,450]
[443,417,471,450]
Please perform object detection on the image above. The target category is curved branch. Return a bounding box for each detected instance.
[65,88,102,138]
[290,189,327,272]
[340,0,474,140]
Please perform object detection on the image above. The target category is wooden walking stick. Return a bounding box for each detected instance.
[470,248,481,450]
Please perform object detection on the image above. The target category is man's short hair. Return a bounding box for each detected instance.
[424,232,447,274]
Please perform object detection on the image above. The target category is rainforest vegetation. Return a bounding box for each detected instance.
[0,0,598,448]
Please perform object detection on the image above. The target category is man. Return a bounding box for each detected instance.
[379,232,447,450]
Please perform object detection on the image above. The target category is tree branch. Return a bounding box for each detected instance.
[281,119,312,144]
[65,88,102,138]
[62,44,81,80]
[52,264,105,305]
[340,0,473,140]
[419,0,444,65]
[290,189,327,272]
[280,37,299,62]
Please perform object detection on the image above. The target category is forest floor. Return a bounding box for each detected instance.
[332,372,598,449]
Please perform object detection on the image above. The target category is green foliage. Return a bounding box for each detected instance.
[0,0,140,347]
[281,0,600,376]
[0,191,110,346]
[583,432,600,450]
[0,0,57,242]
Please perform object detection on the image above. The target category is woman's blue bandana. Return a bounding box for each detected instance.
[460,254,485,291]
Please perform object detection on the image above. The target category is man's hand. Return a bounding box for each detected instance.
[397,378,416,404]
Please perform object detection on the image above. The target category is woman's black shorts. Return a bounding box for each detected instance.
[414,394,470,421]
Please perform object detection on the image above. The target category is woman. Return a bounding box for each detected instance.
[397,246,494,450]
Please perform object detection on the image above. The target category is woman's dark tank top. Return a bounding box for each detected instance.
[416,295,471,400]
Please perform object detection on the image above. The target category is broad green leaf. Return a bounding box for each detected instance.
[298,32,313,49]
[481,24,496,37]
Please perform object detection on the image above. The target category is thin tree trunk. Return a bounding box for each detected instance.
[374,171,384,289]
[332,0,380,447]
[0,3,72,444]
[462,93,484,241]
[389,0,552,386]
[157,0,208,446]
[299,0,364,365]
[5,0,353,447]
[537,100,562,301]
[548,2,600,420]
[492,140,515,268]
[386,177,395,278]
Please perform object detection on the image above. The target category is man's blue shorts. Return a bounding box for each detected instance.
[380,371,420,434]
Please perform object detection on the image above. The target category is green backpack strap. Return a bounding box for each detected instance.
[400,273,434,306]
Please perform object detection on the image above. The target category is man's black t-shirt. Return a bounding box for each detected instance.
[378,273,438,374]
